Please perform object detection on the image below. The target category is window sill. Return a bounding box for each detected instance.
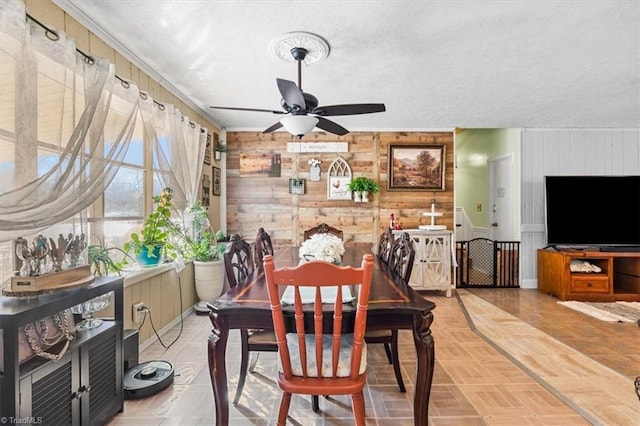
[122,262,176,288]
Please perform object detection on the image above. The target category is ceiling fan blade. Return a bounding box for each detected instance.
[262,121,283,133]
[276,78,306,110]
[313,103,386,116]
[209,106,286,115]
[315,117,349,136]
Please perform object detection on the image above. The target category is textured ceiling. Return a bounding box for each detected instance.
[53,0,640,134]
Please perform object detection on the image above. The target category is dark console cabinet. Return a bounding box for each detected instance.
[1,276,124,425]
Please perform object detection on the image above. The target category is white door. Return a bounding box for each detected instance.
[488,154,514,241]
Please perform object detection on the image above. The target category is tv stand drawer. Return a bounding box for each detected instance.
[570,275,609,293]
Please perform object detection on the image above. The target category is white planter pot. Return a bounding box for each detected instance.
[353,191,362,202]
[361,191,370,202]
[193,259,225,313]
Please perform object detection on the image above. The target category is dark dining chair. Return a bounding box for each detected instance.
[254,227,274,269]
[388,231,416,283]
[303,222,344,241]
[376,227,395,265]
[263,253,374,425]
[224,234,278,405]
[224,234,253,288]
[364,228,415,393]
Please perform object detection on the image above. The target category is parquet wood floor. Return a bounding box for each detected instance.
[108,288,640,425]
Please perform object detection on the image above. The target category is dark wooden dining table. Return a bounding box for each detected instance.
[206,244,436,425]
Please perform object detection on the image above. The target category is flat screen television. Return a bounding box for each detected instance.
[544,175,640,250]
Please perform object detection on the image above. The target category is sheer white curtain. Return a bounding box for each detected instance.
[139,98,206,215]
[139,96,207,272]
[0,0,140,242]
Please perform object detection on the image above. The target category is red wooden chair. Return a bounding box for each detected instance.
[263,253,374,425]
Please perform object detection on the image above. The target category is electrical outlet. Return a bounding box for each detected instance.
[132,302,145,324]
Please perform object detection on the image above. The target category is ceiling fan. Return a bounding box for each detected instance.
[209,47,386,137]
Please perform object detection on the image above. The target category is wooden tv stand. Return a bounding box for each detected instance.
[537,248,640,301]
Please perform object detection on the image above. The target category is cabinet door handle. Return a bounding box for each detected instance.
[77,385,92,399]
[587,282,593,287]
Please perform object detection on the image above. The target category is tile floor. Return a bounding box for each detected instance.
[108,288,640,425]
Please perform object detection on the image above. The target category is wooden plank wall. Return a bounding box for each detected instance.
[226,131,454,247]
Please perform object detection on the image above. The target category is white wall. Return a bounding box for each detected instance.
[519,129,640,288]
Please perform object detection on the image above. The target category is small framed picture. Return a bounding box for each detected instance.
[388,144,446,191]
[204,133,212,165]
[212,166,221,196]
[289,178,305,194]
[327,176,351,200]
[201,174,210,205]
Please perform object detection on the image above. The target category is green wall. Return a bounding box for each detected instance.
[455,129,520,229]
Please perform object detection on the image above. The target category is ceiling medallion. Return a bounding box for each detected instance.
[270,31,330,65]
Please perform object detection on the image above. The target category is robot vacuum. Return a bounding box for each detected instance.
[123,360,174,400]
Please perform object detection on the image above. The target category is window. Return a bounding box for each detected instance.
[0,7,206,282]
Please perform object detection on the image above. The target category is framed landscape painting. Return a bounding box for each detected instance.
[388,144,445,191]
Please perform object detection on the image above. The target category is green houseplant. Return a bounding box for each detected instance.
[182,230,226,262]
[88,236,134,276]
[171,200,226,262]
[347,176,380,202]
[170,200,227,312]
[215,229,231,243]
[362,178,380,194]
[214,141,227,160]
[123,187,176,267]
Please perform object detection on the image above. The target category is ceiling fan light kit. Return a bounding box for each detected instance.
[280,115,319,137]
[209,32,385,138]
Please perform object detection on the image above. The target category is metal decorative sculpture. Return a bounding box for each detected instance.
[14,233,86,276]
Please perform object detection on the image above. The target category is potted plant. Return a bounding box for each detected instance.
[123,187,176,267]
[170,201,227,313]
[347,177,367,202]
[172,201,226,261]
[88,236,134,277]
[215,229,232,243]
[214,141,227,160]
[362,178,380,202]
[348,176,380,202]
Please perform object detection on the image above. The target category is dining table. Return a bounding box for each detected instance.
[206,244,436,425]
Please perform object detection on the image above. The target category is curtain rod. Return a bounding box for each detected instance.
[25,12,203,132]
